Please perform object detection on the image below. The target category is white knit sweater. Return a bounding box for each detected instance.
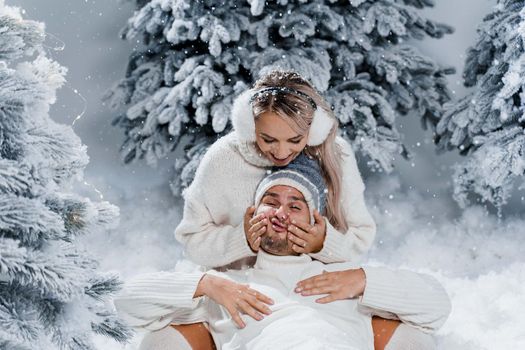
[114,252,451,349]
[174,131,376,268]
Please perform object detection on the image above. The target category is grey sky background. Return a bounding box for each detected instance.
[11,0,523,213]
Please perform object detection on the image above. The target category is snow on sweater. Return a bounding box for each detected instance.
[114,251,451,349]
[174,131,376,268]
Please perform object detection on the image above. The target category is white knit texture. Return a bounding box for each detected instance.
[174,132,376,268]
[139,326,192,350]
[114,271,207,331]
[360,266,452,333]
[114,256,451,349]
[385,324,436,350]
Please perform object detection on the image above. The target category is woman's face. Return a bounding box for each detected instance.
[254,111,308,166]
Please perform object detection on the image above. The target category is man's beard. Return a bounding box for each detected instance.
[260,234,289,255]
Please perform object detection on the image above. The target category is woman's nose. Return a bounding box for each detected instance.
[274,144,289,159]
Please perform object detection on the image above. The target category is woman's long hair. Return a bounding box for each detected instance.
[251,70,348,232]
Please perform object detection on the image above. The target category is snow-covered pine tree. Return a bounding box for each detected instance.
[436,0,525,209]
[105,0,454,195]
[0,2,131,349]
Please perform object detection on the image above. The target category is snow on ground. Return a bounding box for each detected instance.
[366,175,525,349]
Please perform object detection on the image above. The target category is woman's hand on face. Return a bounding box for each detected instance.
[198,274,274,329]
[287,209,326,254]
[294,269,366,303]
[244,206,269,252]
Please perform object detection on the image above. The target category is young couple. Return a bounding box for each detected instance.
[115,70,451,349]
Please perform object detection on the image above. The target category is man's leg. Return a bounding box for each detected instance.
[384,323,436,350]
[138,326,191,350]
[372,316,401,350]
[138,323,215,350]
[171,323,216,350]
[139,319,432,350]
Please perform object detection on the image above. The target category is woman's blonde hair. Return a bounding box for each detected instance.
[251,70,348,232]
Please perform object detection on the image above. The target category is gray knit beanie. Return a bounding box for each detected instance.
[254,153,327,222]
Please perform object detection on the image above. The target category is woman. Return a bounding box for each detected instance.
[175,69,376,269]
[156,70,383,348]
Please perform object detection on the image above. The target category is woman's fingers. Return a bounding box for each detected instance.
[313,209,324,225]
[227,306,246,329]
[288,223,310,238]
[300,285,335,296]
[289,220,325,253]
[315,294,337,304]
[249,226,266,249]
[237,299,264,321]
[248,219,266,251]
[249,212,267,226]
[249,225,266,241]
[296,279,331,292]
[290,220,312,234]
[295,271,329,291]
[248,217,267,233]
[245,294,272,315]
[288,231,307,247]
[234,287,274,323]
[249,288,274,306]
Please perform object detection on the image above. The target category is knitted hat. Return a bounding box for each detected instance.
[254,153,327,223]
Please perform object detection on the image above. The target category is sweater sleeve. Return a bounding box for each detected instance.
[310,138,376,263]
[113,271,210,331]
[358,266,452,333]
[174,138,257,268]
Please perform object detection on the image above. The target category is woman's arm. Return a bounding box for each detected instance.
[310,138,376,263]
[174,136,257,268]
[113,271,208,331]
[358,266,452,333]
[295,266,451,333]
[175,185,255,267]
[115,270,274,331]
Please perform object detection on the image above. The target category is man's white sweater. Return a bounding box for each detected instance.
[174,132,376,268]
[115,251,451,350]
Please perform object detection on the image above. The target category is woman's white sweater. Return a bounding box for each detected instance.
[174,132,376,268]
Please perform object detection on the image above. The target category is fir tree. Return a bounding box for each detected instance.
[0,2,132,349]
[436,0,525,209]
[105,0,454,195]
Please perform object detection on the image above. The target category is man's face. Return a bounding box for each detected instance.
[256,185,310,256]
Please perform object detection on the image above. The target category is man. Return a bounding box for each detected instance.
[115,155,451,349]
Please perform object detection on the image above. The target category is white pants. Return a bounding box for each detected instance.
[139,323,435,350]
[139,326,191,350]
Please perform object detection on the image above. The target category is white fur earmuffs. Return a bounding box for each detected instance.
[230,89,334,146]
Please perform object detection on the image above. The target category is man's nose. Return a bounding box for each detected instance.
[275,206,289,221]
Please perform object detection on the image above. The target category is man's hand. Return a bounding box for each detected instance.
[294,268,366,303]
[286,209,326,254]
[196,274,274,329]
